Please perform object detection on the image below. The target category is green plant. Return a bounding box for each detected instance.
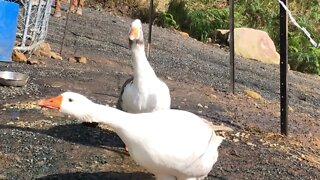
[158,12,180,29]
[188,7,229,41]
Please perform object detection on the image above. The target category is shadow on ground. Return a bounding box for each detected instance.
[0,123,125,149]
[36,171,153,180]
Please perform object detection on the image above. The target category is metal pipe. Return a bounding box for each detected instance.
[280,0,289,136]
[229,0,235,94]
[147,0,154,58]
[21,0,33,48]
[60,11,71,56]
[40,0,52,41]
[32,0,44,41]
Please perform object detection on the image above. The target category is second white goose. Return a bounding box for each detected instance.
[117,19,171,113]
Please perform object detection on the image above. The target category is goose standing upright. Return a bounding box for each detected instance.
[39,92,225,180]
[117,19,171,113]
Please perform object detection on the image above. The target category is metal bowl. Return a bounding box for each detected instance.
[0,71,29,87]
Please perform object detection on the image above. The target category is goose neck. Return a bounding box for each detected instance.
[131,44,157,84]
[86,104,132,129]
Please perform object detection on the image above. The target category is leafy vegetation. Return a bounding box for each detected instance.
[155,0,320,75]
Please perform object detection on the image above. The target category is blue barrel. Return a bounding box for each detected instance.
[0,0,19,62]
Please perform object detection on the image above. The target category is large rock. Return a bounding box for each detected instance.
[234,28,280,64]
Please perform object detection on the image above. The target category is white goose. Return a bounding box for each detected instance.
[39,92,226,180]
[117,19,171,113]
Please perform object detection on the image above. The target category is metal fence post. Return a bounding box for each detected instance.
[280,0,289,135]
[229,0,235,94]
[147,0,154,58]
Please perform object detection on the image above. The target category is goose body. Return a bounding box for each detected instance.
[39,92,223,180]
[117,19,171,113]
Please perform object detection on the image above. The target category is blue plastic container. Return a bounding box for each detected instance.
[0,0,19,62]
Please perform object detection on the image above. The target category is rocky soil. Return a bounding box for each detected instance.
[0,4,319,180]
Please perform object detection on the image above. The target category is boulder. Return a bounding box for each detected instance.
[233,28,280,64]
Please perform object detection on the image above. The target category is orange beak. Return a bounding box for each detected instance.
[129,26,139,40]
[38,95,63,110]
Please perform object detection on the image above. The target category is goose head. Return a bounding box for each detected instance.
[38,92,94,120]
[129,19,144,48]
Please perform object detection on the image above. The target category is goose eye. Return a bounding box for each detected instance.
[68,98,73,102]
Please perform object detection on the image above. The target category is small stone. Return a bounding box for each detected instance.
[39,42,51,53]
[288,106,293,112]
[50,52,63,60]
[179,31,189,37]
[75,56,87,64]
[204,105,208,109]
[12,50,27,62]
[39,50,51,58]
[27,59,40,65]
[207,94,217,100]
[244,89,263,100]
[247,142,256,147]
[0,174,6,180]
[234,132,240,137]
[197,103,203,108]
[68,57,77,63]
[167,76,173,80]
[33,49,41,57]
[233,138,239,142]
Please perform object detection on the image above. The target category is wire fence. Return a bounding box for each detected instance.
[277,0,320,48]
[7,0,53,52]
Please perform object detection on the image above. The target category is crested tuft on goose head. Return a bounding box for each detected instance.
[38,92,94,120]
[129,19,144,47]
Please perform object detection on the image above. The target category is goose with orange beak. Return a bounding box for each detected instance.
[39,92,227,180]
[117,19,171,114]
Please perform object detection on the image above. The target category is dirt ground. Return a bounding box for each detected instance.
[0,4,319,180]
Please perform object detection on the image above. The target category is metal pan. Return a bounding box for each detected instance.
[0,71,29,87]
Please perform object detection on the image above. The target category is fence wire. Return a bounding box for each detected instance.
[6,0,53,52]
[278,0,320,48]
